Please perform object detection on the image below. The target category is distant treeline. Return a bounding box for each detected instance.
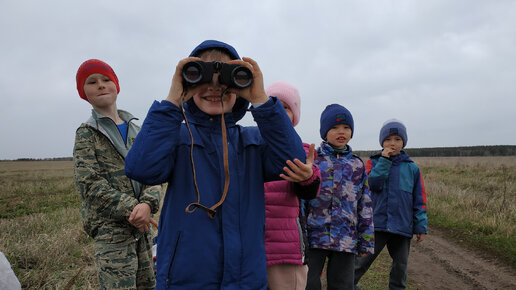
[1,157,73,162]
[355,145,516,158]
[2,145,516,161]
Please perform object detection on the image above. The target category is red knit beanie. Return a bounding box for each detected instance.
[76,59,120,101]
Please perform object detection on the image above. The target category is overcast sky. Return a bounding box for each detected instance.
[1,1,515,160]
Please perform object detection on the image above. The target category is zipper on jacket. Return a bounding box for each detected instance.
[94,127,140,199]
[102,117,136,149]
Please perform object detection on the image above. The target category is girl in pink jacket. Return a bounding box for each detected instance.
[264,81,321,290]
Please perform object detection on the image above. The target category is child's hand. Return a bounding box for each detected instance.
[166,57,203,106]
[128,203,156,232]
[381,146,396,158]
[280,144,315,182]
[227,57,268,104]
[416,233,426,243]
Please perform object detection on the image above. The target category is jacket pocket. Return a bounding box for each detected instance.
[94,226,133,244]
[166,231,182,286]
[399,167,414,193]
[238,127,263,153]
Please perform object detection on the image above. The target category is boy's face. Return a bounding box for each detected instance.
[280,100,294,125]
[326,124,352,149]
[382,135,404,156]
[83,73,118,109]
[192,51,237,115]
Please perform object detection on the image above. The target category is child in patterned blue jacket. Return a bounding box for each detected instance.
[305,104,374,290]
[354,119,428,290]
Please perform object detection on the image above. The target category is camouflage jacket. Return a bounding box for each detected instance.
[73,109,161,241]
[306,142,374,254]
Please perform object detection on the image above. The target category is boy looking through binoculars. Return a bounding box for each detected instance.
[125,40,307,289]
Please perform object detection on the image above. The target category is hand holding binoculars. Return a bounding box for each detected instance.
[182,61,253,89]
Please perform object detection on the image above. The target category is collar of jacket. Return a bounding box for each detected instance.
[371,150,413,165]
[319,141,352,158]
[85,109,139,155]
[88,109,137,129]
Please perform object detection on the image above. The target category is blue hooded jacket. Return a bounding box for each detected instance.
[125,95,305,289]
[366,151,428,238]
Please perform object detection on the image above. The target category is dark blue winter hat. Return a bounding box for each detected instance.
[379,119,408,148]
[319,104,354,139]
[189,40,240,60]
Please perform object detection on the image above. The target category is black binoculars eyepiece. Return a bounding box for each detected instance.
[182,61,253,89]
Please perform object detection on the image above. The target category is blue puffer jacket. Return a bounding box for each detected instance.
[125,97,305,289]
[366,151,428,238]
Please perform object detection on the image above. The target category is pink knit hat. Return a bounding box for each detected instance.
[265,81,301,126]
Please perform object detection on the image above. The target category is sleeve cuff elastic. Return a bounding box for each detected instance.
[299,165,320,186]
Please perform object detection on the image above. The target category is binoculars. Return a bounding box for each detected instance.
[182,61,253,89]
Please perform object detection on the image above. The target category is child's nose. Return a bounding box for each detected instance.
[210,73,220,86]
[209,72,227,91]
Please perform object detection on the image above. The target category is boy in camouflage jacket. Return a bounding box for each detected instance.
[305,104,374,290]
[73,59,162,289]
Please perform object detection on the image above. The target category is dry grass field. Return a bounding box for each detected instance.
[0,156,514,288]
[413,156,516,266]
[0,161,99,288]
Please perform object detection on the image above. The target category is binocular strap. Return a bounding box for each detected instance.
[181,92,231,219]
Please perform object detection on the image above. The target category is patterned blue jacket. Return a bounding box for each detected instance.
[306,142,374,254]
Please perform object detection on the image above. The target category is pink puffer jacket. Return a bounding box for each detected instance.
[264,143,321,266]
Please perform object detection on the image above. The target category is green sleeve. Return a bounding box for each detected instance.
[139,184,162,214]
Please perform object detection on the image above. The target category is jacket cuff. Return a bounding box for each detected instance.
[299,165,320,186]
[413,225,427,234]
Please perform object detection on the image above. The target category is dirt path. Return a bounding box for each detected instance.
[408,227,516,289]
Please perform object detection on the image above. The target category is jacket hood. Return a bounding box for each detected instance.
[90,109,137,123]
[189,40,241,60]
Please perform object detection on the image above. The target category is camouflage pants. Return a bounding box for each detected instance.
[94,232,155,290]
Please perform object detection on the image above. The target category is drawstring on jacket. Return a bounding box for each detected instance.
[180,89,231,219]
